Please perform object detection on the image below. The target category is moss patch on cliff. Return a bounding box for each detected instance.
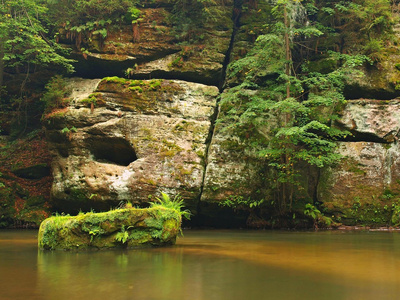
[38,207,181,250]
[322,194,394,227]
[97,77,184,112]
[318,153,400,228]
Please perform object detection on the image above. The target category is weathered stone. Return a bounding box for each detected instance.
[12,163,50,180]
[318,99,400,226]
[320,142,400,198]
[38,207,181,250]
[318,141,400,226]
[344,56,400,100]
[336,99,400,142]
[67,4,234,85]
[45,78,218,213]
[321,99,400,192]
[201,131,264,203]
[201,90,270,205]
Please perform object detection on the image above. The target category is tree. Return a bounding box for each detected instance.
[0,0,73,94]
[221,0,369,219]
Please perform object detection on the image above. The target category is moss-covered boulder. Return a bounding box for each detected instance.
[38,207,181,250]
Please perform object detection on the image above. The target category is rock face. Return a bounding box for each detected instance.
[45,78,217,213]
[38,207,181,250]
[42,2,400,228]
[336,99,400,142]
[201,91,269,204]
[319,99,400,226]
[67,2,234,86]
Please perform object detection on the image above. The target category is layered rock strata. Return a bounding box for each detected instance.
[45,78,218,213]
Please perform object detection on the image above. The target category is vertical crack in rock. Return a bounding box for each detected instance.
[196,1,243,217]
[218,0,242,92]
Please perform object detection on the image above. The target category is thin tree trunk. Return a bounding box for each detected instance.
[284,4,291,100]
[282,3,292,212]
[0,39,4,89]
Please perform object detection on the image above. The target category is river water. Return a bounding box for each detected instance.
[1,229,400,300]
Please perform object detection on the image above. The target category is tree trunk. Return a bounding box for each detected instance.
[282,3,292,210]
[284,4,291,100]
[0,38,4,89]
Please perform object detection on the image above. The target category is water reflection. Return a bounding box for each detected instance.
[37,249,184,300]
[2,230,400,299]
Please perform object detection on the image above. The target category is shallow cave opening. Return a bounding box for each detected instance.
[86,137,137,166]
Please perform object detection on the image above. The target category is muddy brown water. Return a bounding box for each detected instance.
[1,229,400,300]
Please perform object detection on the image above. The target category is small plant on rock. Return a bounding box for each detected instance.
[41,76,72,114]
[150,192,191,220]
[115,225,130,245]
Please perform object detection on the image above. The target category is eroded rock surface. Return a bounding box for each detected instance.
[336,99,400,142]
[45,78,218,213]
[66,2,234,86]
[319,99,400,225]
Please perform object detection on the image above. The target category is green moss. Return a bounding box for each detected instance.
[195,149,204,159]
[103,76,129,84]
[304,58,337,74]
[322,192,394,227]
[97,78,183,112]
[148,79,162,90]
[159,139,183,157]
[80,92,105,108]
[130,80,145,86]
[144,217,163,229]
[347,165,366,175]
[38,207,181,250]
[129,86,143,93]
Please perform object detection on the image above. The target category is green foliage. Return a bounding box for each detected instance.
[219,195,265,211]
[150,192,191,220]
[46,0,139,26]
[61,126,77,134]
[115,225,130,244]
[391,201,400,226]
[225,50,367,212]
[304,203,321,220]
[39,206,181,250]
[222,0,372,217]
[40,75,71,113]
[127,7,143,24]
[0,172,4,189]
[167,0,227,42]
[45,0,142,48]
[304,203,335,229]
[0,0,74,95]
[312,0,395,59]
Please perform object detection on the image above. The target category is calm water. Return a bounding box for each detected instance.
[1,230,400,300]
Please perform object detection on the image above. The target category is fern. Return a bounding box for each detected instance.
[150,193,191,220]
[115,225,130,244]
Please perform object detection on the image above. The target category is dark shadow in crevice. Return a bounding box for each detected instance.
[85,137,137,166]
[343,84,400,100]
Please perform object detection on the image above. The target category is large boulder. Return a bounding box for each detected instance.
[44,78,218,214]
